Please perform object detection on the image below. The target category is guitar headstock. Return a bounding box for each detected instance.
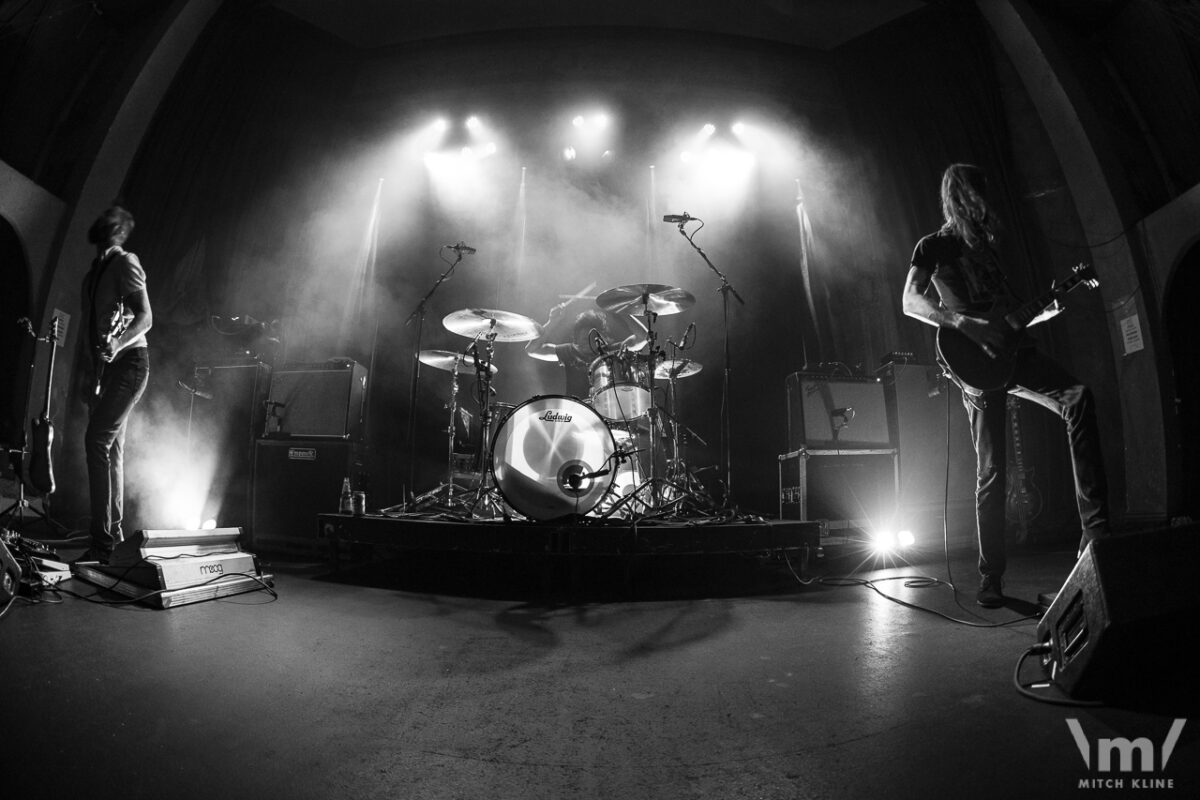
[1072,262,1099,290]
[48,315,61,342]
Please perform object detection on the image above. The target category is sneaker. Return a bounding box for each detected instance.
[976,574,1004,608]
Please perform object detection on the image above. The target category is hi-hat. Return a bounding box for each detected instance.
[596,284,695,316]
[418,349,497,374]
[654,358,702,379]
[442,308,543,342]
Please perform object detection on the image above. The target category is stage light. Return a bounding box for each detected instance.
[700,123,716,137]
[731,121,747,135]
[201,518,217,530]
[601,150,614,159]
[572,115,585,128]
[871,529,898,555]
[563,146,577,161]
[680,150,694,163]
[483,142,497,156]
[593,113,610,129]
[898,530,915,547]
[465,115,482,132]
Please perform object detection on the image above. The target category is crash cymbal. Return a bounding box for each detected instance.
[595,284,695,316]
[654,358,702,379]
[442,308,543,342]
[418,349,497,375]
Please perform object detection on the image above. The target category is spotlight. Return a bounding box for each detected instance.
[465,115,482,131]
[201,518,217,530]
[898,530,916,548]
[680,150,694,163]
[594,113,610,128]
[731,121,747,135]
[700,123,716,137]
[572,115,585,128]
[563,146,577,161]
[871,529,898,555]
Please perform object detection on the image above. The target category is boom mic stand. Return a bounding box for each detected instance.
[402,245,471,507]
[670,217,744,506]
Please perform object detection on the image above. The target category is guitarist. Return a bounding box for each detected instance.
[901,164,1109,608]
[77,206,152,564]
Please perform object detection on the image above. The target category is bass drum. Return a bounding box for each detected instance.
[491,395,616,520]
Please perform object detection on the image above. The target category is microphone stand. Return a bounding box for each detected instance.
[403,247,465,507]
[673,220,744,506]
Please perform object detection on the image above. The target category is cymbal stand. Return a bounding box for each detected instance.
[403,247,468,507]
[467,329,506,519]
[672,219,744,505]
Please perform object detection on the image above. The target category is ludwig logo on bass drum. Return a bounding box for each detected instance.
[538,410,573,423]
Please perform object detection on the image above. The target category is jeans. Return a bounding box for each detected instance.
[963,348,1109,577]
[85,347,149,553]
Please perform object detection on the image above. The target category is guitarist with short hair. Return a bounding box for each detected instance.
[77,205,152,564]
[901,164,1109,608]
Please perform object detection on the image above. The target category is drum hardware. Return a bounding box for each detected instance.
[441,309,543,519]
[402,244,478,508]
[409,343,493,510]
[664,214,744,505]
[590,284,699,516]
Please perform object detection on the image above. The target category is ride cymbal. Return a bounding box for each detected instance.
[442,308,543,342]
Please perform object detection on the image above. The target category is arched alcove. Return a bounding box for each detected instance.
[0,215,32,454]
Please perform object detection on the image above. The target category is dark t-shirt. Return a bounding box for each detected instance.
[552,343,592,399]
[83,246,148,351]
[909,230,1016,315]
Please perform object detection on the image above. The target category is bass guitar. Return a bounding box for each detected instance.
[28,316,62,496]
[936,263,1099,393]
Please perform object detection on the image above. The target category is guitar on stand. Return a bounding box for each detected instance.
[936,263,1099,393]
[1,316,70,535]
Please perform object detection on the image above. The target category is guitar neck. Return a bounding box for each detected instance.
[1003,272,1088,330]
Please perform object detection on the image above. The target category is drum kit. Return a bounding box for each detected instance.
[411,284,714,521]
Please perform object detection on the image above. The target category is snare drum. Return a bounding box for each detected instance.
[490,395,616,520]
[588,353,650,420]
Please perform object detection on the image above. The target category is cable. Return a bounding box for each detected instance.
[1012,644,1104,707]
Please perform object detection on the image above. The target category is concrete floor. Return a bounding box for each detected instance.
[2,538,1197,800]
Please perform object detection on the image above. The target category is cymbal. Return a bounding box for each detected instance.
[418,349,497,374]
[654,358,702,379]
[442,308,543,342]
[596,284,695,316]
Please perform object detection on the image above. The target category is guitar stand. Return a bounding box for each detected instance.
[1,450,72,536]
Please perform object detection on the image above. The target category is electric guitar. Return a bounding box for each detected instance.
[1005,395,1042,542]
[94,301,131,397]
[28,317,61,496]
[936,263,1099,393]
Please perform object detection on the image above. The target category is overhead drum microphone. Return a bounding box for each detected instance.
[447,241,477,254]
[662,213,694,224]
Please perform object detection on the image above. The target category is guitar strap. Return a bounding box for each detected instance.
[86,249,120,352]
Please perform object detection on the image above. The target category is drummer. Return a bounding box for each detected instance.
[525,301,643,399]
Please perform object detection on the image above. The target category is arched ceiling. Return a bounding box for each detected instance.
[271,0,926,51]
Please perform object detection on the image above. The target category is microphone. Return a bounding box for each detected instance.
[177,380,213,401]
[662,213,693,223]
[447,242,477,254]
[683,322,696,346]
[831,407,855,424]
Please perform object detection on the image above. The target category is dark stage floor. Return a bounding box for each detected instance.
[2,534,1197,800]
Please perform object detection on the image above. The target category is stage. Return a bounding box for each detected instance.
[313,512,821,558]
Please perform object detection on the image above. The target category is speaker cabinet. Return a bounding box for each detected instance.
[188,359,271,528]
[779,449,899,543]
[267,361,366,440]
[879,362,976,540]
[1037,525,1200,702]
[251,439,367,553]
[785,372,892,451]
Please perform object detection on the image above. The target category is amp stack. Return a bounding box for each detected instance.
[778,370,899,547]
[251,359,368,554]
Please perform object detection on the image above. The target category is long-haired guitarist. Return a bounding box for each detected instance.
[77,205,152,564]
[901,164,1109,608]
